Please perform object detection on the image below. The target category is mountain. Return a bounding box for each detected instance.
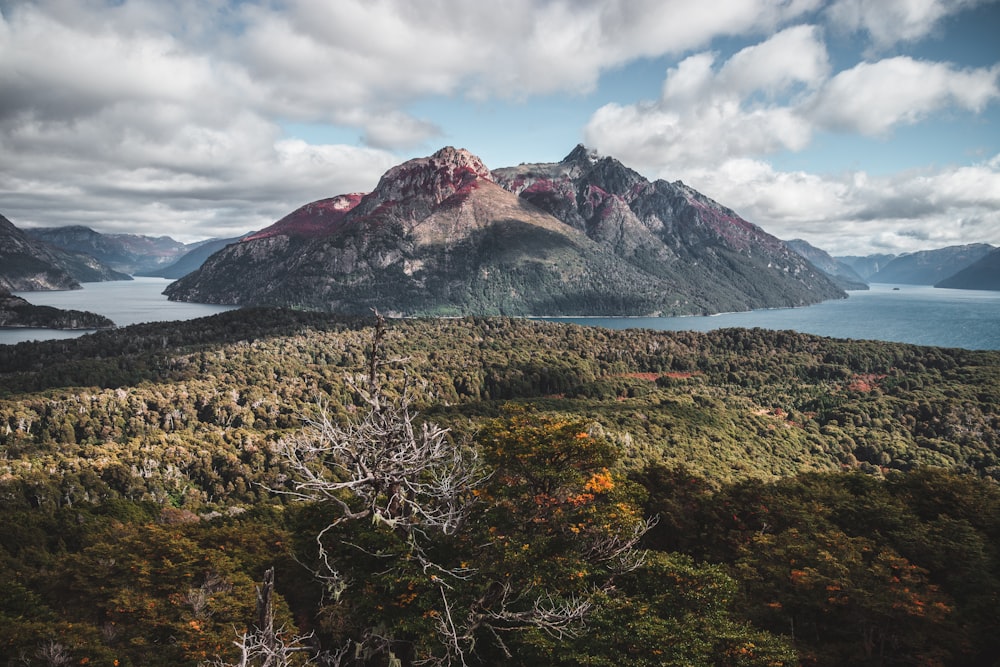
[936,247,1000,291]
[0,288,115,329]
[25,225,191,275]
[145,234,249,279]
[837,254,897,281]
[491,146,844,309]
[0,213,129,290]
[867,244,994,285]
[785,239,868,290]
[166,146,844,316]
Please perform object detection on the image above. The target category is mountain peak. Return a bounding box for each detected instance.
[562,144,600,165]
[360,147,493,216]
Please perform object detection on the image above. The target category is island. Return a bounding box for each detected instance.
[0,288,115,330]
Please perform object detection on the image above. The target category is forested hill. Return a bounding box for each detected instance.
[2,309,1000,666]
[3,308,998,480]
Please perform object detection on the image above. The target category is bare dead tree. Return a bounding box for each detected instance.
[275,313,488,601]
[272,313,654,667]
[203,568,337,667]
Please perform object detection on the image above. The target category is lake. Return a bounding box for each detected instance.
[544,283,1000,350]
[2,277,237,345]
[3,281,1000,350]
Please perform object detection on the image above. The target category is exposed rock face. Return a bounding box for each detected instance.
[167,145,845,316]
[493,146,845,311]
[242,194,365,242]
[167,147,676,315]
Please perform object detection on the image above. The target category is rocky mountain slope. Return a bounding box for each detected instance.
[166,146,844,316]
[785,239,868,290]
[936,247,1000,291]
[25,225,191,276]
[0,214,128,290]
[492,146,844,310]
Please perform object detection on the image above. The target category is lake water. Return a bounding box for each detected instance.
[544,284,1000,351]
[2,277,237,345]
[3,281,999,350]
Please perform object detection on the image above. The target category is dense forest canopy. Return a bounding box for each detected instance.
[1,309,998,666]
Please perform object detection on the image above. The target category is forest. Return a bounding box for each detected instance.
[1,309,999,666]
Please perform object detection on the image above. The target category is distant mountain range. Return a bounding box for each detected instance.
[784,240,868,291]
[837,254,898,281]
[144,235,248,279]
[857,244,994,285]
[798,245,998,290]
[2,216,249,290]
[0,214,128,290]
[937,247,1000,290]
[4,146,997,311]
[25,225,195,276]
[165,146,845,316]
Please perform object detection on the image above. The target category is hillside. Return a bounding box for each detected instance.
[1,310,999,666]
[493,146,844,310]
[145,234,248,279]
[837,253,897,280]
[165,146,844,316]
[869,243,994,284]
[0,213,128,290]
[785,238,868,290]
[936,247,1000,290]
[26,225,192,276]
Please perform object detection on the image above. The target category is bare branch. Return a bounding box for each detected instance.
[584,514,660,574]
[202,568,321,667]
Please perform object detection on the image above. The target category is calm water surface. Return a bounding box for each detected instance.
[3,281,999,350]
[545,284,1000,350]
[2,277,236,345]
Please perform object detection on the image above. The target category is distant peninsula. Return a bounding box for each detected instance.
[0,289,115,330]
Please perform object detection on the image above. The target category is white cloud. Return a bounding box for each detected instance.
[229,0,825,129]
[585,26,827,171]
[582,16,1000,254]
[808,57,1000,135]
[0,0,996,253]
[676,156,1000,255]
[826,0,991,49]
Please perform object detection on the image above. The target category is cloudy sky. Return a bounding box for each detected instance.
[1,0,998,255]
